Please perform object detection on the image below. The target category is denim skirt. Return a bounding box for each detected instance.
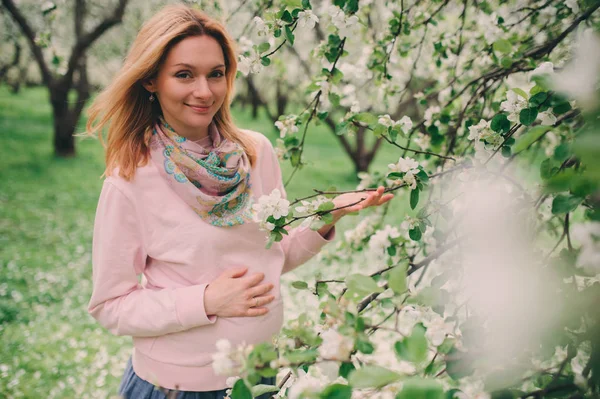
[118,356,276,399]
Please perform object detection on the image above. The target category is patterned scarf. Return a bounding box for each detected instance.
[149,117,254,227]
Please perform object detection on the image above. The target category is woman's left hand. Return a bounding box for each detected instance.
[330,186,394,223]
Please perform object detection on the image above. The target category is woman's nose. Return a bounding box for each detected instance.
[192,77,212,99]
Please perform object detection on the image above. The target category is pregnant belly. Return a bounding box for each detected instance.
[142,299,284,367]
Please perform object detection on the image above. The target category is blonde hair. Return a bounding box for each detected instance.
[86,4,257,180]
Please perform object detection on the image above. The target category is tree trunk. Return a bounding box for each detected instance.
[52,101,76,157]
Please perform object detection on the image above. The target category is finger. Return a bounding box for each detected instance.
[245,307,269,317]
[225,267,248,278]
[248,295,275,308]
[377,194,394,204]
[245,272,265,287]
[247,283,274,298]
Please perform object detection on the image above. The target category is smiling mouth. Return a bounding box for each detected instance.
[186,104,212,112]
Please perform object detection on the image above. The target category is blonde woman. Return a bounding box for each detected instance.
[86,4,393,398]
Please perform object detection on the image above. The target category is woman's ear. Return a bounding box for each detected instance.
[142,79,156,94]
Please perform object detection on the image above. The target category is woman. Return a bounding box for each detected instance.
[86,4,393,398]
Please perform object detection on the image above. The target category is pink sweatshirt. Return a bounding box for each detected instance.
[87,130,335,391]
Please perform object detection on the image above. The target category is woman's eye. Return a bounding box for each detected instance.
[212,71,225,78]
[175,72,192,79]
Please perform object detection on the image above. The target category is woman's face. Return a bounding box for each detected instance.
[145,35,228,140]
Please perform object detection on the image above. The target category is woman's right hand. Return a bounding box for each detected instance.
[203,266,275,317]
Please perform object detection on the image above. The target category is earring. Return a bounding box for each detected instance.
[149,93,155,102]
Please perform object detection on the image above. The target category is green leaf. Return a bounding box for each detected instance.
[302,0,312,9]
[551,195,582,215]
[416,169,429,182]
[356,338,375,354]
[410,188,420,210]
[540,158,558,180]
[258,42,271,53]
[553,143,570,162]
[492,39,512,54]
[284,25,295,45]
[490,114,510,134]
[317,201,335,212]
[500,57,513,68]
[388,265,407,294]
[290,148,302,167]
[251,384,280,397]
[292,281,309,290]
[261,56,271,66]
[529,92,548,107]
[394,323,428,363]
[552,101,571,115]
[285,348,318,363]
[373,124,387,137]
[339,362,355,379]
[280,9,293,23]
[231,379,252,399]
[320,384,352,399]
[519,107,538,126]
[501,145,511,158]
[310,218,326,230]
[348,365,402,389]
[354,112,377,125]
[346,274,384,296]
[387,172,404,179]
[445,347,475,380]
[321,213,334,225]
[409,227,422,241]
[396,378,444,399]
[511,88,529,100]
[513,125,551,153]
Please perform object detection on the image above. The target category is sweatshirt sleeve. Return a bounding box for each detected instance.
[87,181,216,338]
[262,138,336,274]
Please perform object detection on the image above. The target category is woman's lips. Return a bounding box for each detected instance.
[187,104,211,113]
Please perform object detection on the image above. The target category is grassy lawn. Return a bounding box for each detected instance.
[0,85,411,397]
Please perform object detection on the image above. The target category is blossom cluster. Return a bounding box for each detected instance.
[211,339,253,377]
[387,156,421,190]
[252,189,290,231]
[274,115,299,138]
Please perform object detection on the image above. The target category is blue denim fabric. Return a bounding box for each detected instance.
[118,357,276,399]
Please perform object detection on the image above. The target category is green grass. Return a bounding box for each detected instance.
[0,85,411,397]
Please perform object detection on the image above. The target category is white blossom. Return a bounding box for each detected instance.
[537,110,557,126]
[552,29,600,109]
[571,222,600,275]
[298,10,319,30]
[253,16,270,36]
[403,170,417,190]
[252,189,290,231]
[529,61,554,80]
[238,50,263,76]
[356,171,372,190]
[237,36,254,54]
[413,133,431,150]
[565,0,579,13]
[424,106,441,125]
[368,225,401,256]
[350,100,361,114]
[500,90,528,122]
[275,115,299,138]
[468,119,501,146]
[388,156,420,174]
[318,328,354,361]
[213,340,254,377]
[330,7,359,38]
[344,215,377,247]
[287,369,327,399]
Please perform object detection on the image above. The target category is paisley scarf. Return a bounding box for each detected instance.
[149,117,254,227]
